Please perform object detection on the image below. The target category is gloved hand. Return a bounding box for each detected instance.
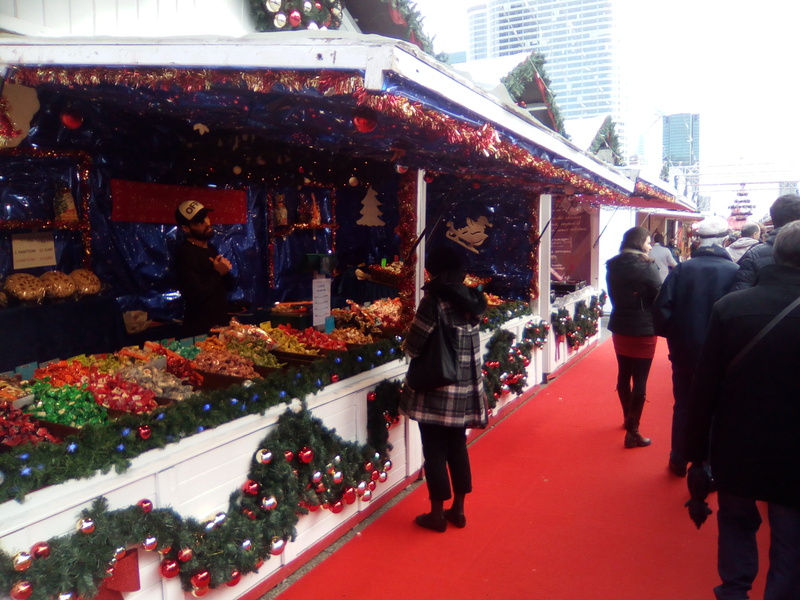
[684,462,713,528]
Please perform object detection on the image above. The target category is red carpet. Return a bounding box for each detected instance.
[274,339,768,600]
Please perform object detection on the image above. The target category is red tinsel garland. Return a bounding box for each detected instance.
[0,97,21,145]
[395,172,417,326]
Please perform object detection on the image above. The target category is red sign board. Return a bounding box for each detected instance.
[111,179,247,224]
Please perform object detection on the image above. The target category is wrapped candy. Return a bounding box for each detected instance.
[28,381,109,428]
[0,403,61,446]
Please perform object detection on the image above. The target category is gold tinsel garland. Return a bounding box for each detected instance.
[633,180,676,205]
[12,66,624,199]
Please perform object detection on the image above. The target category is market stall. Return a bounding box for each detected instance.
[1,31,635,599]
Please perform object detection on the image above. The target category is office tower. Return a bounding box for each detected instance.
[662,113,700,166]
[468,0,627,157]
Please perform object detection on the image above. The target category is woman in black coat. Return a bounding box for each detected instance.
[605,227,662,448]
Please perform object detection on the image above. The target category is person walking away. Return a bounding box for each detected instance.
[725,221,761,264]
[652,216,738,477]
[731,193,800,290]
[605,227,662,448]
[649,232,677,282]
[174,200,235,337]
[683,220,800,600]
[400,245,489,532]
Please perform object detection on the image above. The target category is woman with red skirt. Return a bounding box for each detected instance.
[605,227,662,448]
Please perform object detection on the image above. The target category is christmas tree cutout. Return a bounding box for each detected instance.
[356,186,386,226]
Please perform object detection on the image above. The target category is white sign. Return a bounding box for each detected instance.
[12,232,57,269]
[312,277,331,328]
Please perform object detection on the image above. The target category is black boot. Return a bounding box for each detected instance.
[616,385,631,428]
[624,393,651,448]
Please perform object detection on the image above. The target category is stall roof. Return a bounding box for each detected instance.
[0,31,635,198]
[614,168,697,212]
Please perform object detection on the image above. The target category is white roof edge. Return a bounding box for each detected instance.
[0,32,634,193]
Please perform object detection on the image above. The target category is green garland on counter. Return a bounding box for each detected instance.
[0,338,402,504]
[479,301,531,331]
[482,329,532,406]
[0,406,396,599]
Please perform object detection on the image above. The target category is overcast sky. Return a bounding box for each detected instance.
[411,0,800,215]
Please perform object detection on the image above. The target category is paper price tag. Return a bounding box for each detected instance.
[312,278,331,328]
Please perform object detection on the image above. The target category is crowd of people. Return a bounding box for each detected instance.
[605,194,800,600]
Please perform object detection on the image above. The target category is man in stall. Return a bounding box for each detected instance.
[174,200,235,337]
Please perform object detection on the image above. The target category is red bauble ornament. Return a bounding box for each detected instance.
[191,588,209,598]
[352,108,377,133]
[289,9,302,27]
[60,110,83,130]
[299,446,314,464]
[242,508,257,520]
[137,499,153,513]
[9,581,33,600]
[226,570,241,586]
[13,552,32,571]
[330,501,344,514]
[307,501,320,512]
[364,461,374,472]
[370,470,380,481]
[367,480,377,491]
[242,479,260,496]
[177,548,194,562]
[191,570,211,589]
[76,518,95,534]
[284,450,294,462]
[160,559,180,579]
[366,391,377,402]
[31,542,50,559]
[389,7,407,25]
[343,487,357,504]
[270,538,286,556]
[142,536,158,551]
[330,373,339,383]
[137,425,151,440]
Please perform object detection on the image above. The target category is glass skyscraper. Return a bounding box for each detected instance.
[468,0,628,156]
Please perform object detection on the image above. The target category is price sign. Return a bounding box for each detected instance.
[312,278,331,328]
[12,232,57,269]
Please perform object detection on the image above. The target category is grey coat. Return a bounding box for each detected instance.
[400,275,489,429]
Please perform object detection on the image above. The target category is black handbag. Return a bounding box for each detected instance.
[405,298,459,391]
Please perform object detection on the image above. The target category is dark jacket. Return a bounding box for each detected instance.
[401,271,489,429]
[684,264,800,509]
[730,226,779,291]
[175,240,235,336]
[605,251,661,336]
[652,245,738,366]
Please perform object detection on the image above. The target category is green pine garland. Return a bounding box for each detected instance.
[501,52,567,136]
[522,319,550,349]
[482,329,531,407]
[0,406,395,598]
[479,300,531,331]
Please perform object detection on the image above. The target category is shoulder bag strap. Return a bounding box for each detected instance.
[726,295,800,374]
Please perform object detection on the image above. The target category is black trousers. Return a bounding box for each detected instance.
[418,423,472,502]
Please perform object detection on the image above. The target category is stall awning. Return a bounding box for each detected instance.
[0,31,635,199]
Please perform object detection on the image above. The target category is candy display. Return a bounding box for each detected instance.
[212,318,276,348]
[258,323,319,355]
[87,372,158,413]
[39,270,77,299]
[68,268,102,296]
[277,324,347,351]
[328,327,376,345]
[0,375,32,404]
[3,273,46,304]
[361,297,404,329]
[464,274,491,288]
[33,360,95,387]
[485,293,504,306]
[0,403,61,446]
[194,349,262,379]
[226,340,285,369]
[27,381,109,428]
